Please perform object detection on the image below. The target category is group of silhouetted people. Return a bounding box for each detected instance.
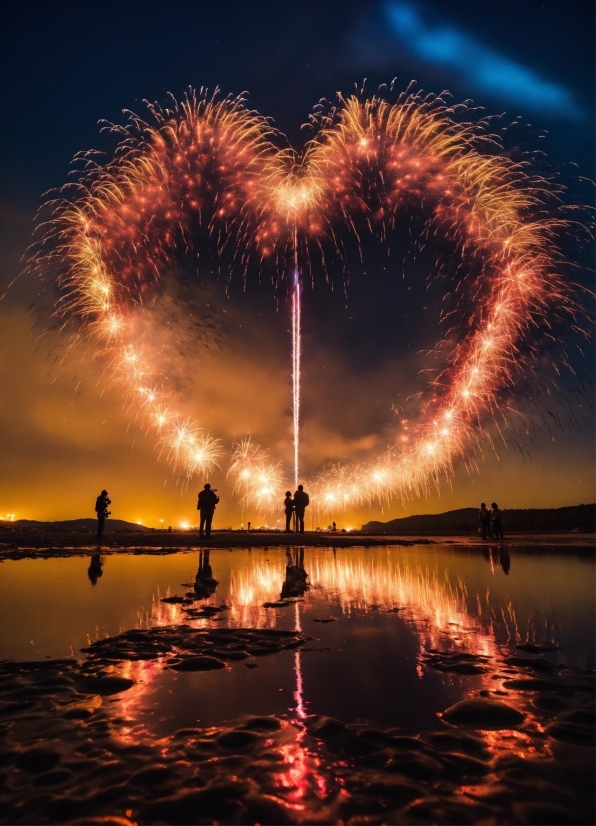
[479,502,503,540]
[94,481,314,539]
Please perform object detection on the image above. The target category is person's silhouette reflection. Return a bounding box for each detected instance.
[281,547,309,599]
[194,549,219,599]
[499,547,511,575]
[88,553,103,585]
[487,546,511,575]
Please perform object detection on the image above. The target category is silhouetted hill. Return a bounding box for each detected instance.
[2,518,152,533]
[363,504,596,535]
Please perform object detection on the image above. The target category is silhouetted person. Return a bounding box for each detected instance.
[499,547,510,574]
[95,489,111,539]
[197,483,219,538]
[281,547,309,599]
[491,502,503,540]
[293,485,310,533]
[194,549,219,598]
[479,503,492,539]
[332,521,337,532]
[88,553,103,585]
[284,491,294,532]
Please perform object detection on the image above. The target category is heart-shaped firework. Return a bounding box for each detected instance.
[37,88,571,511]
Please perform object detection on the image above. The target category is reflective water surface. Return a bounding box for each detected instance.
[0,544,594,824]
[0,544,593,734]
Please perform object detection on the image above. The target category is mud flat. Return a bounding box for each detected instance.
[0,621,594,824]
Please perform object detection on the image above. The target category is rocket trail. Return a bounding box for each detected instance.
[292,264,301,490]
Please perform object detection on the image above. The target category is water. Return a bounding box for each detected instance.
[0,544,593,738]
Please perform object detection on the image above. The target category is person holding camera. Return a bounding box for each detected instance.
[197,483,219,538]
[95,489,111,539]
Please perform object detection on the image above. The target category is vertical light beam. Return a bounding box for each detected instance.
[292,263,301,489]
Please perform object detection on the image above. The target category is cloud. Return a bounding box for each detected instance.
[384,2,583,120]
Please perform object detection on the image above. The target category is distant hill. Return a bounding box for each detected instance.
[1,518,152,533]
[362,504,596,535]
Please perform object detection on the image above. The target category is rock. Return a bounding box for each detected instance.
[384,752,443,780]
[217,729,261,750]
[32,768,73,787]
[503,656,555,672]
[433,662,488,675]
[502,678,560,691]
[16,748,61,773]
[211,649,248,660]
[309,716,349,740]
[532,694,567,712]
[515,801,575,824]
[436,751,490,778]
[389,736,425,751]
[240,716,282,732]
[547,710,595,748]
[516,643,560,653]
[559,708,595,726]
[442,699,525,730]
[76,676,135,695]
[547,722,594,748]
[129,765,176,787]
[421,730,487,756]
[168,656,225,671]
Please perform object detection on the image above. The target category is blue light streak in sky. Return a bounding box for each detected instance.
[385,2,583,119]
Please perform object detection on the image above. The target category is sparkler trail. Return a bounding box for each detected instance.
[33,86,588,512]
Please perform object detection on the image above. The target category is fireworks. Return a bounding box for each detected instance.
[292,265,301,490]
[228,438,284,512]
[34,86,579,512]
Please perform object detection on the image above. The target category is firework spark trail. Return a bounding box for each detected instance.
[33,87,585,512]
[292,263,301,490]
[228,437,284,514]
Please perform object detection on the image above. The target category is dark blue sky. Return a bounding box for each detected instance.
[1,0,593,208]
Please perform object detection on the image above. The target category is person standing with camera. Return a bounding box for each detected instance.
[197,483,219,538]
[95,489,111,539]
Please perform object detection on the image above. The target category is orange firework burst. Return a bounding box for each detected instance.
[228,438,284,513]
[33,86,583,510]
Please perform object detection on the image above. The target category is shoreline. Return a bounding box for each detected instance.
[0,530,593,558]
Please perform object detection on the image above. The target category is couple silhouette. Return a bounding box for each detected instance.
[283,485,310,533]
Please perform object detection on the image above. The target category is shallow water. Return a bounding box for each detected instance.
[0,544,593,736]
[1,543,594,825]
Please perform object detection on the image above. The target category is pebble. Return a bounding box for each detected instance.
[442,698,525,729]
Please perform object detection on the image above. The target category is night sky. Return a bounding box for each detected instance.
[0,0,593,527]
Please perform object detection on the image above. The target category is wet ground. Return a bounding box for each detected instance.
[0,528,594,555]
[0,543,593,824]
